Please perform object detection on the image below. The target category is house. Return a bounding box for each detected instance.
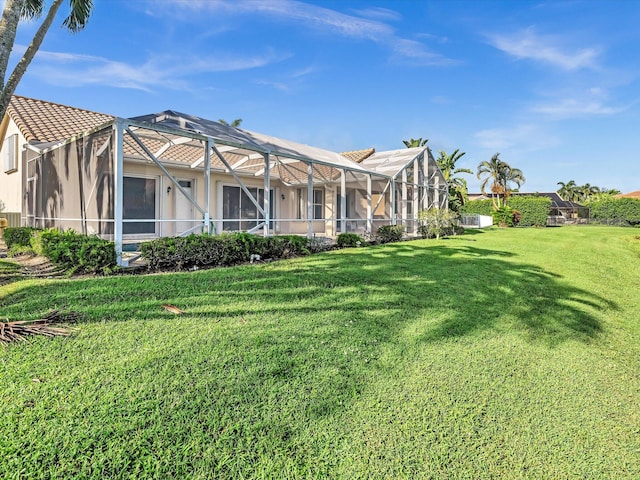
[0,96,448,265]
[616,190,640,199]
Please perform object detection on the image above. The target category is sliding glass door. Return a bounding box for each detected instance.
[222,186,274,231]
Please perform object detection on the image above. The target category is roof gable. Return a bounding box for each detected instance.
[7,95,114,143]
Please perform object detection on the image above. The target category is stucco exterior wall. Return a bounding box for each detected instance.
[0,119,26,215]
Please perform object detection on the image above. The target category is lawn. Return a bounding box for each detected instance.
[1,226,639,479]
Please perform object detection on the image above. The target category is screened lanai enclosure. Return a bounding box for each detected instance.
[23,112,448,265]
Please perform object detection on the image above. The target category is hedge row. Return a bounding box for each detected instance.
[462,196,551,227]
[589,198,640,226]
[140,233,313,271]
[3,227,116,274]
[38,229,117,274]
[508,196,552,227]
[3,227,35,249]
[461,199,494,216]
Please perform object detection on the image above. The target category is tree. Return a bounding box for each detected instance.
[476,153,525,209]
[0,0,94,121]
[402,137,428,148]
[579,183,600,202]
[502,165,526,202]
[477,153,505,209]
[218,118,243,127]
[557,180,580,202]
[436,149,473,212]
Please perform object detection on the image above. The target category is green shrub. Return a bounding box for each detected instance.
[39,229,116,274]
[418,209,461,239]
[307,236,333,254]
[141,234,311,271]
[461,199,494,216]
[374,225,405,244]
[336,233,365,248]
[254,235,309,260]
[508,196,551,227]
[4,227,34,249]
[492,206,515,227]
[589,198,640,226]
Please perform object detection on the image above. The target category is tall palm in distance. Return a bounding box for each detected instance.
[402,138,428,148]
[218,118,243,127]
[436,149,473,212]
[477,153,525,209]
[557,181,619,203]
[557,180,580,202]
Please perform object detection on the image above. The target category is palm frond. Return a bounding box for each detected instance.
[0,310,78,344]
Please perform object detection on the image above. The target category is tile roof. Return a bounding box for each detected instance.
[7,95,114,143]
[616,190,640,199]
[340,148,375,163]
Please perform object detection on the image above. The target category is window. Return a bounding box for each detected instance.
[336,188,352,219]
[223,185,274,231]
[3,134,18,173]
[123,177,156,234]
[296,188,324,219]
[313,189,324,219]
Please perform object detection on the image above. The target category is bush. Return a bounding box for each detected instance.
[418,209,461,239]
[4,227,34,249]
[589,198,640,226]
[492,206,515,227]
[336,233,365,248]
[374,225,405,244]
[141,233,312,271]
[39,229,116,274]
[461,199,494,216]
[307,236,333,254]
[508,196,551,227]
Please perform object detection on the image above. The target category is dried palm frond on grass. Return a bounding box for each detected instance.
[0,310,79,344]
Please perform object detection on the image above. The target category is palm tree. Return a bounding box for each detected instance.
[436,149,473,212]
[476,153,526,209]
[0,0,94,120]
[579,183,600,202]
[403,137,428,148]
[557,180,580,202]
[218,118,243,127]
[477,153,505,209]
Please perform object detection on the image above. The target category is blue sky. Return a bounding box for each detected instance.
[8,0,640,193]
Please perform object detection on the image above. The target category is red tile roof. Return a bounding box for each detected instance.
[7,95,114,143]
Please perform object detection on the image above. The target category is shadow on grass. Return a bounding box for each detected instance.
[0,259,21,288]
[0,241,610,347]
[0,240,619,477]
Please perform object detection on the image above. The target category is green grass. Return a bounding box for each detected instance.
[1,226,639,479]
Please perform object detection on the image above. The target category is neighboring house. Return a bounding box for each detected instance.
[616,190,640,199]
[467,192,587,224]
[0,96,448,265]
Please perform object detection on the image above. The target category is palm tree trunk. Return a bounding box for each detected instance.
[0,0,64,120]
[0,0,23,90]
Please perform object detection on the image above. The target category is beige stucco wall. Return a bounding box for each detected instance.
[0,119,26,215]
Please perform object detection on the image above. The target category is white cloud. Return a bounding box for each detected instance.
[21,46,287,91]
[351,7,402,22]
[474,124,560,151]
[530,88,630,119]
[487,28,600,70]
[152,0,456,66]
[531,99,624,118]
